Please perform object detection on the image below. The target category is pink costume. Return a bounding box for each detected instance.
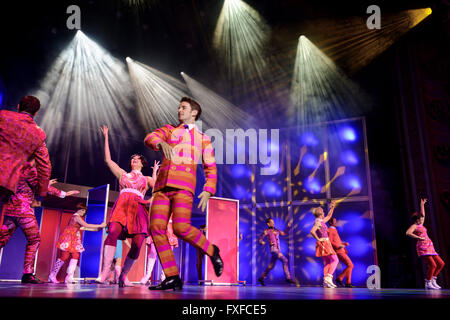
[56,213,85,253]
[0,163,65,274]
[413,225,438,256]
[314,219,338,277]
[0,110,51,199]
[109,170,150,238]
[315,219,336,257]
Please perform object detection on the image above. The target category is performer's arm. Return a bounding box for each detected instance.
[47,180,80,198]
[323,200,336,223]
[144,125,173,160]
[420,198,427,222]
[198,136,217,212]
[147,160,160,189]
[100,125,126,180]
[280,220,293,236]
[34,141,52,197]
[76,216,107,231]
[406,224,425,240]
[258,230,268,245]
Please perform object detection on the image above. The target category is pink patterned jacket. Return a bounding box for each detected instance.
[0,110,51,196]
[144,123,217,196]
[3,163,65,217]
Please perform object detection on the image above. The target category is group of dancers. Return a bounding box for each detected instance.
[0,95,445,290]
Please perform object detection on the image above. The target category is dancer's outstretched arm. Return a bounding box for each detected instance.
[78,216,107,231]
[100,125,126,180]
[147,160,160,189]
[323,201,336,223]
[420,198,427,223]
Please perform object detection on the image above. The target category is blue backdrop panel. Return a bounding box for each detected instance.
[80,184,109,278]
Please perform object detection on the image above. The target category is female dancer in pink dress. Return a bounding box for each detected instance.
[48,202,106,283]
[97,125,159,287]
[310,201,338,288]
[406,198,445,289]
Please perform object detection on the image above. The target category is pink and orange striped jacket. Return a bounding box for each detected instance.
[144,123,217,196]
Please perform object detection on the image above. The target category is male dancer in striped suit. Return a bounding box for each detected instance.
[144,97,223,290]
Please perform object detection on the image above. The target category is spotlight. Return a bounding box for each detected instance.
[231,164,247,178]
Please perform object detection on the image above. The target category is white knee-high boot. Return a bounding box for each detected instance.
[96,245,116,284]
[140,255,156,285]
[48,258,65,283]
[65,259,78,284]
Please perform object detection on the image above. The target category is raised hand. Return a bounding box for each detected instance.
[421,198,427,205]
[100,125,109,138]
[49,178,58,186]
[152,160,161,171]
[66,190,80,197]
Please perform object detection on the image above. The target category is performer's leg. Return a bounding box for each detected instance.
[431,255,445,289]
[98,222,122,283]
[422,256,436,281]
[322,256,331,276]
[337,252,354,284]
[49,249,65,283]
[150,192,174,276]
[260,253,278,280]
[278,252,292,280]
[119,234,145,287]
[19,216,41,275]
[0,216,17,249]
[196,250,205,281]
[140,243,157,284]
[65,252,80,284]
[172,191,213,256]
[328,254,339,275]
[432,255,445,277]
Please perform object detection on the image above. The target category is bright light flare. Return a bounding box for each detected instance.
[33,31,138,167]
[289,36,365,126]
[126,58,189,131]
[213,0,269,89]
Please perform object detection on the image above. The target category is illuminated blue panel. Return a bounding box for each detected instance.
[339,126,357,142]
[303,153,319,168]
[301,132,319,146]
[304,178,322,194]
[80,184,109,278]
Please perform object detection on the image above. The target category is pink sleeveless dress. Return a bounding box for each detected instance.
[56,213,85,253]
[109,170,150,239]
[315,219,336,257]
[413,224,438,256]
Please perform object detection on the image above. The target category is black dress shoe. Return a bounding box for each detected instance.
[345,283,355,288]
[149,275,183,291]
[209,245,223,277]
[21,273,43,284]
[335,279,344,287]
[258,277,266,286]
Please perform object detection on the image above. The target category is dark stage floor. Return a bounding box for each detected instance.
[0,281,449,300]
[0,281,448,318]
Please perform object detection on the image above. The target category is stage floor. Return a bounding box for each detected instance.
[0,281,449,300]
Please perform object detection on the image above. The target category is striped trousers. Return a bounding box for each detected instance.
[0,215,40,274]
[150,188,213,277]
